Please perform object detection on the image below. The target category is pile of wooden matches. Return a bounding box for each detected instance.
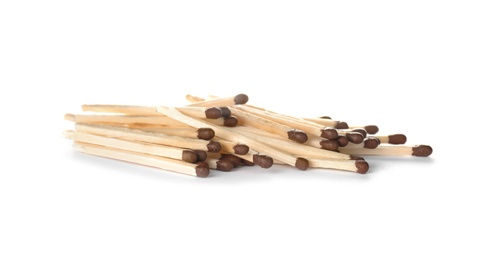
[63,94,433,177]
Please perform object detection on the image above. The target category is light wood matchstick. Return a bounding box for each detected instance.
[72,142,210,177]
[128,126,216,140]
[156,106,310,170]
[275,158,369,174]
[187,93,249,107]
[64,130,200,163]
[82,104,225,119]
[74,123,222,153]
[218,142,274,168]
[339,144,433,157]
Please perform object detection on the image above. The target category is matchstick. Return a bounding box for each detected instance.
[340,144,433,157]
[74,123,222,153]
[187,93,249,107]
[131,127,215,140]
[83,104,224,119]
[374,134,407,144]
[344,137,381,149]
[301,117,350,129]
[72,142,210,177]
[64,130,199,163]
[275,158,369,174]
[156,106,310,170]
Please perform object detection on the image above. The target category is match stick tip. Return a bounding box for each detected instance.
[221,154,242,167]
[320,139,339,151]
[234,94,249,105]
[295,158,309,171]
[253,154,274,168]
[195,162,210,177]
[412,145,433,157]
[355,160,369,174]
[287,130,308,143]
[335,121,349,129]
[352,128,367,138]
[205,107,223,119]
[233,144,250,155]
[197,128,215,140]
[219,107,231,117]
[181,150,198,163]
[363,137,380,149]
[346,132,364,144]
[388,134,407,144]
[320,116,332,120]
[216,159,235,172]
[364,125,379,134]
[337,136,349,147]
[320,127,338,140]
[223,116,238,127]
[206,141,222,153]
[194,150,208,162]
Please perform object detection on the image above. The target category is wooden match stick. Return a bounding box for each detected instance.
[187,93,249,107]
[343,137,381,149]
[64,130,200,163]
[374,134,407,144]
[156,106,310,170]
[82,104,225,119]
[340,144,433,157]
[128,126,215,140]
[74,123,222,153]
[72,142,210,177]
[301,117,350,129]
[275,158,369,174]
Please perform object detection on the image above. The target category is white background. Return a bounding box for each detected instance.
[1,1,492,259]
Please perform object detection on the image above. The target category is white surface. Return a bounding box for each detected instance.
[1,1,492,259]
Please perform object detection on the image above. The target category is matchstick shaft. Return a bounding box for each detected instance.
[340,145,432,157]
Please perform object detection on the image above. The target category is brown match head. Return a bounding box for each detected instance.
[205,107,222,119]
[196,128,215,140]
[320,127,339,140]
[195,162,210,177]
[206,141,221,153]
[363,137,380,149]
[346,132,364,144]
[220,154,242,167]
[253,154,274,169]
[295,158,309,171]
[241,159,256,166]
[233,144,249,155]
[355,160,369,174]
[320,139,339,151]
[215,159,235,172]
[181,150,198,163]
[335,121,349,129]
[287,130,308,143]
[351,128,367,138]
[388,134,407,144]
[223,116,238,127]
[319,116,332,120]
[193,150,208,162]
[350,155,365,160]
[412,145,433,157]
[364,125,379,134]
[219,107,231,117]
[336,135,349,147]
[234,94,249,105]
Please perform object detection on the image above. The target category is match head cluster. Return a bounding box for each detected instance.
[64,93,433,178]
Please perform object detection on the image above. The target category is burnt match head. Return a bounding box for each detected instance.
[320,127,338,140]
[355,160,369,174]
[336,135,349,147]
[220,154,242,167]
[253,154,274,169]
[205,107,222,119]
[206,141,221,153]
[197,128,215,140]
[295,158,309,171]
[320,139,339,151]
[335,121,349,129]
[346,132,364,144]
[364,125,379,134]
[412,145,433,157]
[181,150,198,163]
[195,162,210,178]
[223,116,238,127]
[363,137,380,149]
[194,150,207,162]
[233,144,249,155]
[215,159,235,172]
[219,107,231,117]
[234,94,249,105]
[287,130,308,143]
[351,128,367,138]
[388,134,407,144]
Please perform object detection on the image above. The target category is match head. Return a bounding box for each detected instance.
[295,158,309,171]
[215,159,235,172]
[234,94,249,105]
[335,121,349,129]
[223,116,238,127]
[363,137,380,149]
[350,155,365,160]
[194,150,207,162]
[205,107,223,119]
[355,160,369,174]
[346,132,364,144]
[219,107,231,117]
[206,141,222,153]
[388,134,407,144]
[197,128,215,140]
[233,144,249,155]
[320,127,339,140]
[320,139,339,151]
[351,128,367,138]
[319,116,332,120]
[195,162,210,177]
[253,154,274,168]
[181,150,198,163]
[337,136,349,147]
[287,130,308,143]
[364,125,379,134]
[220,154,242,167]
[412,145,433,157]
